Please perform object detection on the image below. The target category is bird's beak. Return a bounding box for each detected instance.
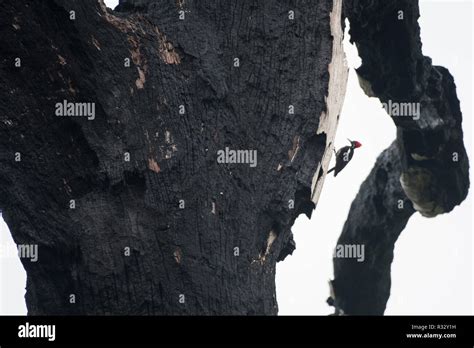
[347,138,352,144]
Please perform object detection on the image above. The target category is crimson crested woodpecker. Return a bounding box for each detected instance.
[327,139,362,176]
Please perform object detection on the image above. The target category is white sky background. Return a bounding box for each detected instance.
[0,0,472,315]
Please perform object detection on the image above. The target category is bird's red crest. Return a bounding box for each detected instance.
[353,141,362,148]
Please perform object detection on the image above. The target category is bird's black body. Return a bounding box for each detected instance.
[328,140,361,176]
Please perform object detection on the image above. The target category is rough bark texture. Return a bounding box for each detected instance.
[0,0,347,314]
[329,0,470,315]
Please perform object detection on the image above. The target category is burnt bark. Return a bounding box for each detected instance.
[0,0,347,314]
[329,0,470,315]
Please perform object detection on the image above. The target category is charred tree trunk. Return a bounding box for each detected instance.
[0,0,347,314]
[330,0,470,315]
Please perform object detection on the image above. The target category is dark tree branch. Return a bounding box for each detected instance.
[0,0,348,314]
[330,0,470,315]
